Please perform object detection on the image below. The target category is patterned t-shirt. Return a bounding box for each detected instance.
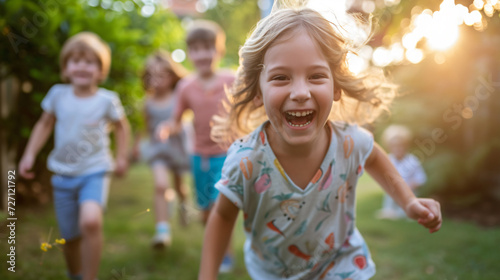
[216,121,376,280]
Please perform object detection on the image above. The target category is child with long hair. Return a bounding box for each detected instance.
[200,4,441,279]
[135,50,191,248]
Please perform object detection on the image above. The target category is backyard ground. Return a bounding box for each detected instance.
[1,164,499,280]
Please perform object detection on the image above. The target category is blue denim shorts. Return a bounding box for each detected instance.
[51,171,110,240]
[190,154,226,210]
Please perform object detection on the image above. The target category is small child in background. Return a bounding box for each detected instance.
[18,32,130,280]
[199,4,441,280]
[134,50,191,248]
[156,20,236,272]
[377,125,427,219]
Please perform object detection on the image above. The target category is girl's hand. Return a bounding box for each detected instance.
[19,155,35,179]
[405,198,442,233]
[155,121,171,142]
[155,121,182,142]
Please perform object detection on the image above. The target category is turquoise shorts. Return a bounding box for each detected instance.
[51,171,110,240]
[190,154,226,210]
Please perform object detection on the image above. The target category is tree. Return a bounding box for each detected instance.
[0,0,185,207]
[372,0,500,220]
[203,0,261,67]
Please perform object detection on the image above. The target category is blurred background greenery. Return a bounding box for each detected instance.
[371,0,500,226]
[2,0,498,224]
[0,0,260,206]
[1,0,499,278]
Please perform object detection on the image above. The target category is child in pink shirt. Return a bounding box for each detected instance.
[157,20,235,273]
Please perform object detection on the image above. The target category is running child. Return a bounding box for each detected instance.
[199,5,442,280]
[134,50,191,248]
[156,20,236,272]
[18,32,130,280]
[377,124,427,219]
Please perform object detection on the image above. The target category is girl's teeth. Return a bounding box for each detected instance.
[287,110,313,117]
[287,121,311,127]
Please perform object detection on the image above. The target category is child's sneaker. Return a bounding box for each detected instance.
[219,254,234,273]
[152,222,172,249]
[178,203,190,227]
[152,232,172,249]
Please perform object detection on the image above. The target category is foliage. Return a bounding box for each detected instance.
[373,3,500,205]
[203,0,261,67]
[0,0,185,204]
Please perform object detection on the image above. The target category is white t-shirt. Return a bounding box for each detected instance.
[216,121,376,280]
[41,84,125,176]
[388,154,427,187]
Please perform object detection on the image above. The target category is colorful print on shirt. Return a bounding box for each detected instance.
[216,121,377,279]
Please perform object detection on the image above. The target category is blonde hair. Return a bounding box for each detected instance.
[186,20,226,56]
[142,50,189,91]
[382,125,412,146]
[212,4,396,144]
[59,32,111,83]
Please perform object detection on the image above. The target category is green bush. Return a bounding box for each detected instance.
[1,0,185,205]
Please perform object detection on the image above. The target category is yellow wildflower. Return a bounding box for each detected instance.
[55,238,66,245]
[40,242,51,252]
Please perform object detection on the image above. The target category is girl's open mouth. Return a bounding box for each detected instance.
[284,110,315,127]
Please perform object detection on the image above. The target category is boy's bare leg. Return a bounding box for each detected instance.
[79,201,103,280]
[63,237,82,276]
[173,172,189,226]
[172,172,187,204]
[202,208,212,225]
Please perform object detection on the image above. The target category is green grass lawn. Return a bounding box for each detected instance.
[1,164,499,279]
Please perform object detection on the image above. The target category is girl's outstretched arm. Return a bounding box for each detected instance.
[199,194,239,280]
[365,143,442,233]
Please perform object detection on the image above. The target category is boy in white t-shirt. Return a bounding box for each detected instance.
[18,32,130,280]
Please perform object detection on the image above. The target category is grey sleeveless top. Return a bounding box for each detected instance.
[143,96,189,170]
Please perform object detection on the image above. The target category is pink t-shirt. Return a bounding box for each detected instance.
[175,71,235,156]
